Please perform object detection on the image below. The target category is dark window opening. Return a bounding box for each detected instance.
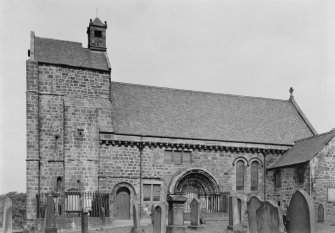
[274,170,281,187]
[94,30,102,38]
[297,165,305,183]
[57,177,62,192]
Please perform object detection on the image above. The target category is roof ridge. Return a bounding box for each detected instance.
[289,96,317,135]
[294,129,335,143]
[35,36,82,46]
[110,81,288,102]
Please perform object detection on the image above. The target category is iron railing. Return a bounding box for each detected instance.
[36,191,109,218]
[180,191,229,213]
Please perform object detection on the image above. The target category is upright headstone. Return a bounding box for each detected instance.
[256,201,284,233]
[227,196,242,231]
[188,198,203,230]
[151,205,155,225]
[130,203,144,233]
[81,209,88,233]
[287,189,316,233]
[166,194,187,233]
[3,197,12,233]
[153,203,166,233]
[45,194,57,233]
[228,196,233,228]
[247,196,264,233]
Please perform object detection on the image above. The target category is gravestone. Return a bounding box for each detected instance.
[151,205,155,225]
[153,203,166,233]
[199,208,206,225]
[256,201,284,233]
[45,194,57,233]
[3,197,12,233]
[317,204,324,222]
[247,196,264,233]
[287,189,316,233]
[166,194,186,233]
[188,198,203,230]
[131,203,144,233]
[227,196,242,231]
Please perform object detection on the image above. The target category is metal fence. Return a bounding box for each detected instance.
[36,191,109,218]
[181,191,229,213]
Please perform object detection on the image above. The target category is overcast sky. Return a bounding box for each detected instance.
[0,0,334,194]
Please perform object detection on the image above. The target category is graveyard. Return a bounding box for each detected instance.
[1,189,335,233]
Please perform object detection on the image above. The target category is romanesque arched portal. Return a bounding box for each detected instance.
[168,168,222,213]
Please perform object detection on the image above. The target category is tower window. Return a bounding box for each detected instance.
[94,30,102,38]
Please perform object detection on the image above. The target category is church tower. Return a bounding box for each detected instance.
[87,17,107,51]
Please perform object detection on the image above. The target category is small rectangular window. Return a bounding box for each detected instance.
[94,30,102,38]
[143,184,151,201]
[275,170,281,187]
[183,151,191,163]
[297,166,305,183]
[164,151,173,163]
[173,151,182,165]
[153,184,161,201]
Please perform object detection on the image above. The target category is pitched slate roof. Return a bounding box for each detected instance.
[33,35,110,71]
[268,130,335,169]
[110,82,315,145]
[92,17,106,27]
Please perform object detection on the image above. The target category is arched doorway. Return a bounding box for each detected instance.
[115,187,130,219]
[169,168,222,213]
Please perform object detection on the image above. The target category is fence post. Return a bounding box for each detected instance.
[81,209,88,233]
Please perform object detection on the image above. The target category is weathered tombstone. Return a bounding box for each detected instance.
[151,205,155,225]
[153,203,166,233]
[256,200,284,233]
[247,196,264,233]
[130,203,143,233]
[81,209,88,233]
[199,208,206,225]
[166,194,187,233]
[3,197,12,233]
[45,194,57,233]
[227,196,233,229]
[188,198,203,230]
[317,204,324,222]
[287,189,316,233]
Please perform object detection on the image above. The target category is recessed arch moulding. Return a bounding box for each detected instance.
[168,167,221,194]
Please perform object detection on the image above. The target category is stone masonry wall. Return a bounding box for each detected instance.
[26,61,111,221]
[98,136,275,217]
[311,136,335,220]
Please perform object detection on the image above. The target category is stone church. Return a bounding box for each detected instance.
[26,17,333,226]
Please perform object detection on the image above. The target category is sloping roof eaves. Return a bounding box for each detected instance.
[289,96,317,135]
[110,82,315,145]
[33,35,110,71]
[268,130,335,170]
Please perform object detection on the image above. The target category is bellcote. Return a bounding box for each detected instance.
[87,17,107,51]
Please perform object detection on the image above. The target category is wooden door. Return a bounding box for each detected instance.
[115,187,130,219]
